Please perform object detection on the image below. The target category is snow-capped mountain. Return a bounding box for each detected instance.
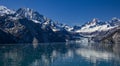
[108,17,120,26]
[0,5,72,32]
[15,8,47,23]
[0,5,120,44]
[74,18,119,33]
[0,6,15,16]
[0,5,76,43]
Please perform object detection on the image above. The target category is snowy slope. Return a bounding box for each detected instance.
[42,20,73,32]
[0,6,15,16]
[75,18,118,33]
[15,7,73,32]
[15,8,47,23]
[51,23,73,32]
[76,24,116,33]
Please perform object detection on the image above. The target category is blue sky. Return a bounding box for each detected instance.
[0,0,120,26]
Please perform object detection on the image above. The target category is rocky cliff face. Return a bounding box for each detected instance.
[100,27,120,44]
[0,6,75,44]
[0,29,16,44]
[0,15,73,43]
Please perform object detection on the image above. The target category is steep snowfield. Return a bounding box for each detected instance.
[76,24,117,33]
[75,18,119,33]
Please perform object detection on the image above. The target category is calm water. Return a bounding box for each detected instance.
[0,43,120,66]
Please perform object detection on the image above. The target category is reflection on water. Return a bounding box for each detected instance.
[0,43,120,66]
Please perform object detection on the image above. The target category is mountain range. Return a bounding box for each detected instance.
[0,6,120,44]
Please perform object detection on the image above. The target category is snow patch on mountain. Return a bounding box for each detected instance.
[32,20,41,24]
[0,6,15,16]
[75,18,119,33]
[15,8,47,23]
[76,24,117,33]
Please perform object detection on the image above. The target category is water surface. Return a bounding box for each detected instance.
[0,43,120,66]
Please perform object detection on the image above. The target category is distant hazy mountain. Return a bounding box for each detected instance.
[73,17,120,43]
[74,18,119,33]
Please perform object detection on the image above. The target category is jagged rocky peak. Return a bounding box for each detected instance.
[108,17,120,26]
[75,18,118,33]
[73,25,81,31]
[0,6,15,15]
[111,17,120,22]
[83,18,100,27]
[16,7,47,22]
[0,6,8,10]
[92,18,99,22]
[16,8,34,15]
[87,18,100,25]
